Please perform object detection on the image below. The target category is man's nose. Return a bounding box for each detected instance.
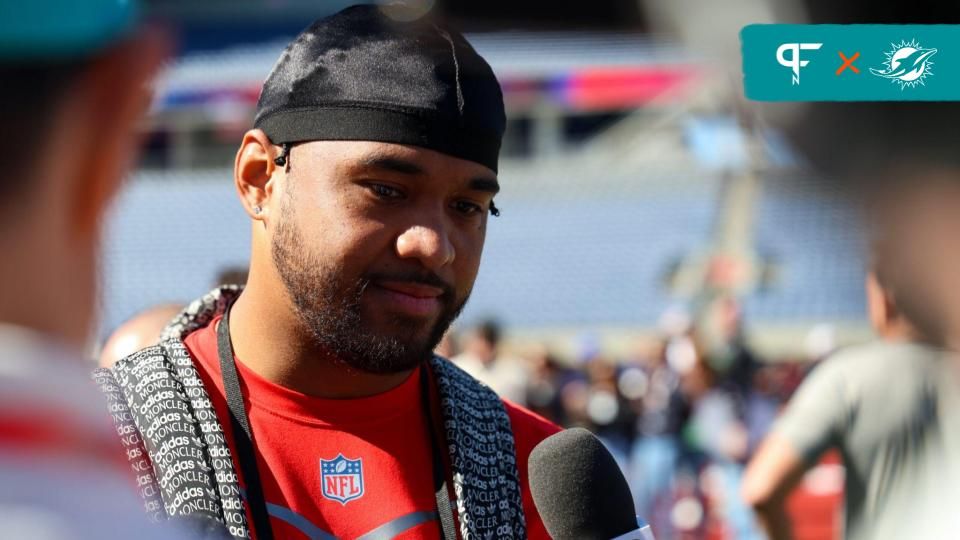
[395,221,456,271]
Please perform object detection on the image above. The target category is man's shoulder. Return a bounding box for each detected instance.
[779,340,949,453]
[95,335,206,396]
[107,318,220,373]
[816,340,944,388]
[101,339,183,375]
[827,340,941,366]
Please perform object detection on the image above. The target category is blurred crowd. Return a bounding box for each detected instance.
[447,297,814,540]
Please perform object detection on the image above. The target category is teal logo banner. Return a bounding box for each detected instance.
[742,24,960,101]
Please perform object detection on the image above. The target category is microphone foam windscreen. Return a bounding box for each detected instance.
[529,428,638,540]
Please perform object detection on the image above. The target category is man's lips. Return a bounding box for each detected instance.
[368,280,446,317]
[376,281,445,298]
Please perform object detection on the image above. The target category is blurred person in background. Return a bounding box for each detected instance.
[670,338,763,540]
[99,265,250,367]
[789,2,960,355]
[0,0,175,537]
[580,350,637,471]
[743,5,960,535]
[95,6,560,538]
[625,335,689,527]
[696,295,761,434]
[524,342,572,425]
[742,264,960,539]
[432,326,459,358]
[757,12,960,535]
[215,265,249,288]
[98,303,182,367]
[453,318,530,404]
[665,299,764,539]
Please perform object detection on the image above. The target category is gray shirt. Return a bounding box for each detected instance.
[774,341,960,540]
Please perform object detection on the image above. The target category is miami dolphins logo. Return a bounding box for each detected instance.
[870,39,937,89]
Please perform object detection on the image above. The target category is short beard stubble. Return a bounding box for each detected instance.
[270,196,468,374]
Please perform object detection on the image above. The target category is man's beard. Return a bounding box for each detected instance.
[271,211,468,374]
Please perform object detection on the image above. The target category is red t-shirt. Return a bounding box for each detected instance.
[184,317,559,539]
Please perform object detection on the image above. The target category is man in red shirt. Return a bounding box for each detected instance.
[181,312,557,539]
[97,5,560,539]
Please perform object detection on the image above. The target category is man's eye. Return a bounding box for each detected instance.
[368,183,403,200]
[453,200,483,216]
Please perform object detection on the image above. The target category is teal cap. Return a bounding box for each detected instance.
[0,0,138,60]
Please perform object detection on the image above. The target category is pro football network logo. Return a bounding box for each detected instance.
[320,455,364,505]
[870,39,937,89]
[776,42,823,85]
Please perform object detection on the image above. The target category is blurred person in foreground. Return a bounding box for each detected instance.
[744,2,960,536]
[0,0,173,537]
[787,2,960,353]
[94,5,559,539]
[742,263,960,539]
[743,101,960,539]
[453,319,530,404]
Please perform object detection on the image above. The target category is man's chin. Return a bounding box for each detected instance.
[331,325,435,374]
[326,305,458,374]
[339,347,431,375]
[364,316,440,347]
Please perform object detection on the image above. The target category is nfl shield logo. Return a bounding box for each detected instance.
[320,454,364,505]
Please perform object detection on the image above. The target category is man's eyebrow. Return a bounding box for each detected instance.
[358,155,499,193]
[470,177,500,195]
[359,156,424,175]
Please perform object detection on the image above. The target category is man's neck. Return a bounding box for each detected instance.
[226,283,412,399]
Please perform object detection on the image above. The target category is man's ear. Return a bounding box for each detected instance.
[66,28,170,239]
[235,129,281,221]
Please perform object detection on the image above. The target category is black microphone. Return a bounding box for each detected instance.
[529,428,653,540]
